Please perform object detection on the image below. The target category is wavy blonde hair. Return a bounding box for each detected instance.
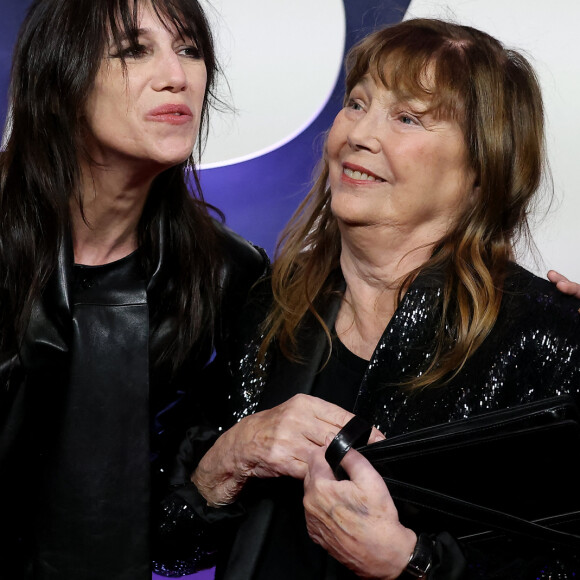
[261,18,546,388]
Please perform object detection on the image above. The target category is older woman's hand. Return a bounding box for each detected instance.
[192,394,385,507]
[548,270,580,299]
[303,443,416,580]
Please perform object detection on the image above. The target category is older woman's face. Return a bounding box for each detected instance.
[83,3,207,171]
[328,75,475,243]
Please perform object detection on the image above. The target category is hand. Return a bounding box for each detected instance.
[192,394,385,507]
[548,270,580,299]
[303,443,416,579]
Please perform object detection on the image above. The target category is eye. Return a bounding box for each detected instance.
[110,43,148,59]
[397,113,420,126]
[178,45,202,59]
[346,98,364,111]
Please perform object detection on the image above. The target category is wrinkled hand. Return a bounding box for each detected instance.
[192,394,385,507]
[303,443,416,579]
[548,270,580,299]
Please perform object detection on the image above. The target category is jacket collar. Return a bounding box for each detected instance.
[20,234,74,372]
[222,286,343,579]
[257,288,343,411]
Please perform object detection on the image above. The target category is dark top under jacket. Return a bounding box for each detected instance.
[0,220,268,580]
[164,262,580,580]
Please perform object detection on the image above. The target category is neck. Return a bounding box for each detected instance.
[71,161,155,265]
[335,223,435,360]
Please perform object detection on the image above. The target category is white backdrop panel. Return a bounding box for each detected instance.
[406,0,580,280]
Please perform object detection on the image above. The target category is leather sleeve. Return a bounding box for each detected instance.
[0,352,24,466]
[152,229,269,575]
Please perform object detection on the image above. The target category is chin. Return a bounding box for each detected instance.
[152,149,194,168]
[154,138,196,160]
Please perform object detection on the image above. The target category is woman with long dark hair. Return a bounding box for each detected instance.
[0,0,266,577]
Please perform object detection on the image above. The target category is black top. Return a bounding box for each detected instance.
[252,335,366,580]
[34,252,151,579]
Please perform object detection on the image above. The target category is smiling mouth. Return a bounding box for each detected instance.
[343,167,384,182]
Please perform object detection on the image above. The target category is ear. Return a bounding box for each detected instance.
[466,169,481,205]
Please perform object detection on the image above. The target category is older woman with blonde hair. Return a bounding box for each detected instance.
[168,18,580,580]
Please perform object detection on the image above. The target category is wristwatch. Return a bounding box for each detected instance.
[403,533,434,578]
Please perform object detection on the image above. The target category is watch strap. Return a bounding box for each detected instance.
[403,533,434,578]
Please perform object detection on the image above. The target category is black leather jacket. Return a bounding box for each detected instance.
[0,221,268,579]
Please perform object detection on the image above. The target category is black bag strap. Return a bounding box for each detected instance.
[324,415,372,480]
[384,477,580,549]
[326,416,580,549]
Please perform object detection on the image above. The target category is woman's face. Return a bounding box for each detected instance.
[83,3,207,172]
[327,74,476,244]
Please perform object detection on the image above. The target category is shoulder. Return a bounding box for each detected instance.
[494,264,580,381]
[214,221,269,280]
[213,220,270,311]
[503,263,580,327]
[471,262,580,403]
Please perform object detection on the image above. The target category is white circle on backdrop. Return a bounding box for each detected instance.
[200,0,346,168]
[405,0,580,281]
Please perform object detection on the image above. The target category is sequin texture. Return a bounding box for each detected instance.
[229,263,580,577]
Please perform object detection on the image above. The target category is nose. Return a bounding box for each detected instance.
[346,111,381,153]
[152,51,188,93]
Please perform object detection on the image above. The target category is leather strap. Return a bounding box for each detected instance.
[325,415,580,549]
[325,415,373,480]
[385,477,580,549]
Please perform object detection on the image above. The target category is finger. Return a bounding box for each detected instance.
[284,395,356,445]
[553,279,580,299]
[307,442,337,481]
[304,428,339,447]
[547,269,568,284]
[557,281,580,297]
[546,271,580,301]
[369,426,386,443]
[306,408,363,446]
[340,447,389,490]
[306,396,357,430]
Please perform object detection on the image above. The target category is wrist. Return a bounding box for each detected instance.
[399,533,435,579]
[191,429,249,507]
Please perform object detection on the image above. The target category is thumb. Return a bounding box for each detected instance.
[340,447,386,489]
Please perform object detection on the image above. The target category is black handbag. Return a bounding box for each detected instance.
[325,395,580,549]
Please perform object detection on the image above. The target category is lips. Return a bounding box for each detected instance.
[146,104,193,125]
[342,163,385,182]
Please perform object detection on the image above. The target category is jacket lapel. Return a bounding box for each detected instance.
[221,291,342,579]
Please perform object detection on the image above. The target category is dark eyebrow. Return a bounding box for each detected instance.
[112,26,194,46]
[114,28,149,43]
[108,28,154,55]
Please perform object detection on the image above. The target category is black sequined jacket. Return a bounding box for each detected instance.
[163,262,580,579]
[0,220,268,579]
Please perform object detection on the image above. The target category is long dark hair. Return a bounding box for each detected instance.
[0,0,225,371]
